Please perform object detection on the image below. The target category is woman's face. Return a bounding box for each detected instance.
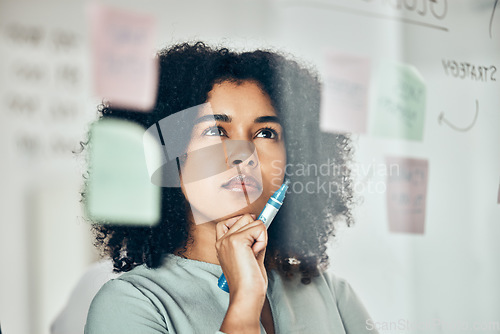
[180,80,286,225]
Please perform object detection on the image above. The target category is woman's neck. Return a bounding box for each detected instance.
[176,222,220,265]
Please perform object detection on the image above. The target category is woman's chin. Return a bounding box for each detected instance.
[185,186,268,225]
[191,202,264,225]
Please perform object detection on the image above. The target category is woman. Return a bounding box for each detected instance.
[85,42,377,333]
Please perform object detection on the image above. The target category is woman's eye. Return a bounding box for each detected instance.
[203,126,226,137]
[256,128,277,139]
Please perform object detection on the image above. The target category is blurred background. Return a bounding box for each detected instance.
[0,0,499,333]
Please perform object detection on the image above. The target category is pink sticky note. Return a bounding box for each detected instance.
[385,157,428,234]
[88,4,158,111]
[320,51,371,134]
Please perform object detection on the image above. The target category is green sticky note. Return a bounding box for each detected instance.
[86,118,161,226]
[371,61,426,141]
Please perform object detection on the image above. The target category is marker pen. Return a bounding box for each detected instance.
[217,179,290,293]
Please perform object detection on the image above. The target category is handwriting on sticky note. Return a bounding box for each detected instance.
[371,61,426,141]
[385,157,429,234]
[320,52,371,134]
[88,4,158,111]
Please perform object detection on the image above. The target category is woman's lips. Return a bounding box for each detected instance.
[221,174,262,193]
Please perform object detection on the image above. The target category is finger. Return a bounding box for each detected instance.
[232,221,267,255]
[224,214,256,236]
[256,244,267,276]
[251,225,267,255]
[235,219,265,236]
[215,215,241,240]
[215,222,228,241]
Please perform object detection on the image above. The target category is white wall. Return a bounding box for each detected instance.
[0,0,498,333]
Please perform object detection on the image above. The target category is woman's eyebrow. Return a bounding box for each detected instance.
[194,114,280,124]
[194,114,232,124]
[254,115,280,124]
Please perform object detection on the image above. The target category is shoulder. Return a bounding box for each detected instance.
[85,268,168,334]
[319,271,379,333]
[89,264,166,310]
[269,269,363,308]
[321,271,356,299]
[319,271,366,309]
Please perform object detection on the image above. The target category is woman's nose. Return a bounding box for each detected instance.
[224,140,258,169]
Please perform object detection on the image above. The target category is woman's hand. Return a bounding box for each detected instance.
[215,213,268,298]
[216,214,268,333]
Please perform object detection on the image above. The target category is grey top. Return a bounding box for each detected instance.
[85,254,377,334]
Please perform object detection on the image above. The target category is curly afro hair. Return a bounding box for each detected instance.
[86,41,356,284]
